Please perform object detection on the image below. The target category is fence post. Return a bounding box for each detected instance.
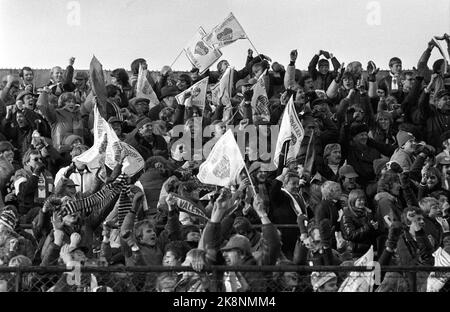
[14,268,22,292]
[411,271,417,292]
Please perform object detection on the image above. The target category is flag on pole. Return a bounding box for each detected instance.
[175,77,209,110]
[136,63,160,108]
[197,129,245,186]
[250,70,270,123]
[74,105,145,176]
[273,96,304,167]
[338,246,375,292]
[203,12,247,48]
[89,56,108,119]
[427,247,450,292]
[184,27,223,75]
[218,66,234,107]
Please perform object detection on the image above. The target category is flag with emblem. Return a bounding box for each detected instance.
[136,63,160,108]
[197,129,245,186]
[175,76,209,110]
[203,12,247,48]
[273,96,304,167]
[427,247,450,292]
[184,27,222,75]
[250,70,270,123]
[338,246,375,292]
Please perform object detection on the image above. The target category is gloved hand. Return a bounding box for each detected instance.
[243,89,253,102]
[385,221,403,251]
[389,161,403,174]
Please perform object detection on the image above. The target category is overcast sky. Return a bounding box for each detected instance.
[0,0,449,71]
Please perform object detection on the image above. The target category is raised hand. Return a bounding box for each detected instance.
[290,49,298,63]
[69,57,76,66]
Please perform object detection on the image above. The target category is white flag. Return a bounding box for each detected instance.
[273,96,304,167]
[197,129,245,186]
[218,66,234,107]
[338,246,375,292]
[74,105,145,176]
[184,27,223,75]
[136,64,159,108]
[175,77,209,110]
[250,70,270,123]
[203,12,247,48]
[427,247,450,292]
[433,37,449,74]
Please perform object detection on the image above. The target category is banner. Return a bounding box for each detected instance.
[273,96,304,166]
[338,246,375,292]
[250,70,270,123]
[74,105,144,176]
[175,76,209,110]
[89,55,108,119]
[172,193,208,220]
[184,27,223,75]
[203,12,247,49]
[197,129,245,187]
[136,63,160,108]
[427,247,450,292]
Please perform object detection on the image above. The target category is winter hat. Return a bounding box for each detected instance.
[221,234,252,255]
[8,255,32,267]
[248,161,263,175]
[0,141,14,153]
[16,90,33,101]
[323,143,341,160]
[349,124,369,138]
[396,130,415,148]
[63,134,83,147]
[0,209,17,231]
[135,117,152,130]
[233,217,252,234]
[318,59,330,67]
[373,158,389,176]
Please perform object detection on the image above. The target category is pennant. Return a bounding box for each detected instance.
[197,129,245,187]
[210,82,221,106]
[184,27,223,75]
[136,63,160,108]
[203,12,247,48]
[218,66,234,108]
[250,70,270,123]
[427,247,450,292]
[89,56,108,119]
[338,246,375,292]
[273,96,304,167]
[175,77,209,110]
[74,105,145,176]
[172,193,208,220]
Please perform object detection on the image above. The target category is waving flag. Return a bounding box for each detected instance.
[197,129,245,187]
[251,70,270,123]
[427,247,450,292]
[338,246,375,292]
[218,66,234,107]
[203,13,247,48]
[273,96,304,167]
[89,55,108,119]
[175,76,209,110]
[136,63,159,108]
[74,105,144,176]
[184,27,223,75]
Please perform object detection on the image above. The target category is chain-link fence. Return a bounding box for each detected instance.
[1,265,450,292]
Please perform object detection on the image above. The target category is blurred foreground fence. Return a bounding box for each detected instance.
[1,265,449,292]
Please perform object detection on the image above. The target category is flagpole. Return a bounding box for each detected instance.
[243,163,257,195]
[246,38,260,56]
[170,49,184,68]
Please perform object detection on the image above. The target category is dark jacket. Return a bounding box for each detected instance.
[308,54,340,91]
[340,207,378,257]
[124,131,168,161]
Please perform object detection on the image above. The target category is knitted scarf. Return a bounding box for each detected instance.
[59,174,127,217]
[116,184,132,226]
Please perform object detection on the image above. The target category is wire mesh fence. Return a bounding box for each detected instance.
[1,265,450,292]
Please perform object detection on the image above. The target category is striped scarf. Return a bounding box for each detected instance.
[59,174,127,217]
[117,184,132,226]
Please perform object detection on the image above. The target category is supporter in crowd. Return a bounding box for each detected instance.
[0,34,450,292]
